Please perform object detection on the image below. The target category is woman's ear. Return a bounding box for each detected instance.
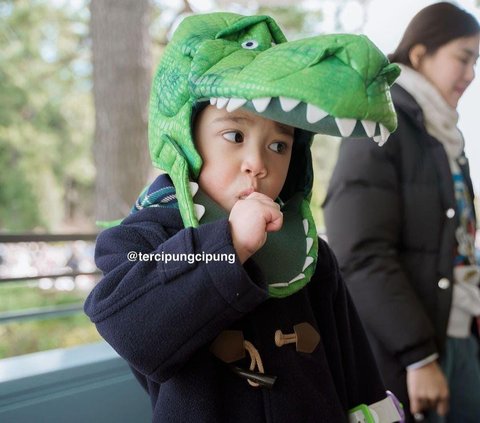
[409,44,427,69]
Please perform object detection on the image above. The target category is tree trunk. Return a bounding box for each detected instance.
[91,0,152,221]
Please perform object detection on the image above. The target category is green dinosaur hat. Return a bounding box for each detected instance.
[148,12,399,297]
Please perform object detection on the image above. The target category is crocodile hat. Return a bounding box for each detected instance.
[149,13,399,226]
[148,12,399,297]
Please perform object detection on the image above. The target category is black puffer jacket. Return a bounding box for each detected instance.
[323,84,476,415]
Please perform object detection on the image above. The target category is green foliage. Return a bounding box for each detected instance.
[0,0,94,231]
[0,282,101,358]
[0,281,84,312]
[0,315,101,358]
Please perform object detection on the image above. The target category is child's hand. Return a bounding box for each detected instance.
[406,360,449,417]
[229,192,283,264]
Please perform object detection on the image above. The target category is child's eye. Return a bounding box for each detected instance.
[269,142,287,154]
[223,131,244,143]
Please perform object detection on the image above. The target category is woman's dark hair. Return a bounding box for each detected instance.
[389,2,480,66]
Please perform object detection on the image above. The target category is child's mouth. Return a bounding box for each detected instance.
[238,187,256,200]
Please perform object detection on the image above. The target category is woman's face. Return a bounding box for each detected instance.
[416,34,479,108]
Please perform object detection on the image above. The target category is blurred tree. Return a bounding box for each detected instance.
[0,0,94,231]
[310,136,340,230]
[91,0,152,222]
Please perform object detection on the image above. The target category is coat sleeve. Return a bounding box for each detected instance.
[323,124,437,368]
[84,208,268,383]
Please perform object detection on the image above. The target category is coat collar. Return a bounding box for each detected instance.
[390,84,425,130]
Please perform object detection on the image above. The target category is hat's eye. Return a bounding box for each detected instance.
[241,40,259,49]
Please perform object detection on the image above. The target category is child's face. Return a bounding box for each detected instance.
[194,105,294,212]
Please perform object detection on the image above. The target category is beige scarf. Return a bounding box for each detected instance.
[395,64,464,163]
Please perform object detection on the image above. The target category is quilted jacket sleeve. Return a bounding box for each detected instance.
[323,119,437,368]
[84,207,268,383]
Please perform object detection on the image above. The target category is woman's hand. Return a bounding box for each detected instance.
[406,360,449,417]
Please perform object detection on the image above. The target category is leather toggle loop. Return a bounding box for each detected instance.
[210,330,276,388]
[274,322,320,353]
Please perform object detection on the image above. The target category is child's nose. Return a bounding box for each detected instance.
[241,149,267,178]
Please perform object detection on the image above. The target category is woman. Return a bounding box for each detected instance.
[323,3,480,422]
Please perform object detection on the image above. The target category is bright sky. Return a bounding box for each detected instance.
[361,0,480,192]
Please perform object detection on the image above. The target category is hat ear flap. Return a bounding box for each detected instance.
[155,134,199,228]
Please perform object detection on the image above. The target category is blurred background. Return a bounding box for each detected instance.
[1,0,479,359]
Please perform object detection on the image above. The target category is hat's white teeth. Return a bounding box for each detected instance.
[226,98,248,113]
[306,237,313,254]
[306,104,328,124]
[279,97,301,112]
[380,124,390,144]
[210,98,217,105]
[252,97,272,113]
[335,118,357,137]
[270,273,305,288]
[302,218,308,235]
[194,203,206,220]
[288,273,305,284]
[216,97,229,109]
[361,120,377,138]
[189,181,199,197]
[302,256,314,272]
[373,135,382,144]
